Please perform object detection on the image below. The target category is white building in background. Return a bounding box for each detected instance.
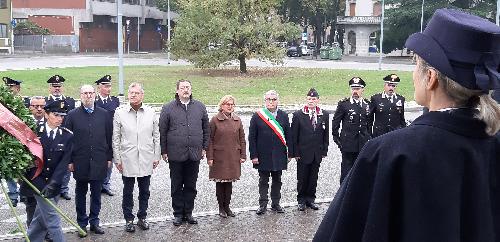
[337,0,382,56]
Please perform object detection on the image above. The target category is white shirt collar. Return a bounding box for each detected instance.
[45,123,58,137]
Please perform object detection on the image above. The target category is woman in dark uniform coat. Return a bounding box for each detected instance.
[314,9,500,242]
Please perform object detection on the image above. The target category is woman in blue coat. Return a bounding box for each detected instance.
[314,9,500,242]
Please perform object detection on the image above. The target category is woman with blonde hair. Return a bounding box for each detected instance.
[314,9,500,242]
[207,95,246,218]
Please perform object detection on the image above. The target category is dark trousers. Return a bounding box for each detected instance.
[75,179,103,228]
[258,170,282,207]
[122,175,151,221]
[169,160,200,217]
[340,152,359,184]
[24,196,37,226]
[215,182,233,212]
[297,161,321,204]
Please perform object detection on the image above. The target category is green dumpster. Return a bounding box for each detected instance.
[329,46,342,60]
[319,46,330,59]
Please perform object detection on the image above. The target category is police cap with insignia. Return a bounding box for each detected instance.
[383,74,400,84]
[47,75,66,87]
[44,99,68,116]
[349,77,366,88]
[3,77,22,86]
[95,75,112,85]
[405,8,500,93]
[307,88,319,97]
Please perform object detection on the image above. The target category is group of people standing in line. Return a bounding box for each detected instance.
[1,8,499,242]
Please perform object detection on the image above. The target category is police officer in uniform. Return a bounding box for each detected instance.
[369,74,406,137]
[291,88,329,211]
[331,77,371,183]
[3,76,30,107]
[45,74,75,200]
[94,75,120,197]
[25,100,73,242]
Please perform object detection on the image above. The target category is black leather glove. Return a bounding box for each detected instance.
[41,181,61,199]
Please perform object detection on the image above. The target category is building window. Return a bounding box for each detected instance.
[124,0,140,5]
[0,24,7,38]
[0,0,7,9]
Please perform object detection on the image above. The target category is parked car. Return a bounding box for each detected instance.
[299,44,309,55]
[287,46,302,57]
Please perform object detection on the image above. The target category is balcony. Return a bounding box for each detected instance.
[337,16,381,25]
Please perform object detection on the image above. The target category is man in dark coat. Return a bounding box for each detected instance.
[248,90,291,215]
[94,75,120,197]
[65,85,112,237]
[331,77,371,183]
[45,74,76,201]
[369,74,406,137]
[24,100,72,242]
[314,9,500,242]
[159,79,209,226]
[291,88,329,211]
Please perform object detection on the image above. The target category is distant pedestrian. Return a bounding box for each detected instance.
[206,95,246,218]
[291,88,329,211]
[45,75,75,201]
[331,77,371,183]
[248,90,291,215]
[95,75,120,197]
[65,85,112,237]
[112,83,160,232]
[369,74,406,137]
[159,79,209,226]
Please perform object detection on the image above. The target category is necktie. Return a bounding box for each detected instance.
[311,109,317,130]
[49,130,54,140]
[103,98,107,104]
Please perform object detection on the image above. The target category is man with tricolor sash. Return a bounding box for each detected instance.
[248,90,291,215]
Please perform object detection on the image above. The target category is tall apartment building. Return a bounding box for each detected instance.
[13,0,171,52]
[337,0,381,56]
[0,0,13,53]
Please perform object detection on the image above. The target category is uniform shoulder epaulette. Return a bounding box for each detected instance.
[60,127,73,134]
[339,97,349,102]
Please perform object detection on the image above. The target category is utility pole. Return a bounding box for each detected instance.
[378,0,384,70]
[420,0,425,32]
[137,16,140,52]
[497,0,499,26]
[117,0,124,97]
[167,0,171,64]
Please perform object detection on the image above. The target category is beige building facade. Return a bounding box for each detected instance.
[0,0,13,53]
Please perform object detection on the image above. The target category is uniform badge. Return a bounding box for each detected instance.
[396,100,402,106]
[57,144,64,147]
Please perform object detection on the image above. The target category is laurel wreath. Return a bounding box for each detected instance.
[0,84,37,179]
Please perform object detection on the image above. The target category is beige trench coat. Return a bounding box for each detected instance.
[112,104,161,177]
[207,112,247,181]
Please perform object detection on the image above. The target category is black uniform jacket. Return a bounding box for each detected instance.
[332,97,372,153]
[45,95,76,111]
[95,95,120,118]
[369,93,406,137]
[314,108,500,242]
[291,106,329,164]
[248,109,290,171]
[65,106,113,181]
[21,125,73,196]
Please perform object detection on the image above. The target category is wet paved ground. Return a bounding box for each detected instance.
[0,111,423,241]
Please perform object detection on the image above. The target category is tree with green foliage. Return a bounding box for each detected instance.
[13,20,51,35]
[171,0,301,73]
[153,0,180,12]
[383,0,497,53]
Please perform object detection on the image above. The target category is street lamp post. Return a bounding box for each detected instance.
[378,0,385,70]
[167,0,171,64]
[117,0,124,97]
[420,0,425,32]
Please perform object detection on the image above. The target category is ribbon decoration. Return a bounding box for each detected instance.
[0,102,43,179]
[474,53,500,93]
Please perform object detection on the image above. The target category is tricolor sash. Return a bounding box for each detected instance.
[257,108,287,148]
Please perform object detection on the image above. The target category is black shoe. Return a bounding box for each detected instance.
[218,208,228,218]
[186,216,198,224]
[137,218,149,230]
[173,217,183,226]
[90,225,105,234]
[271,204,285,213]
[78,227,87,238]
[10,199,18,207]
[60,193,71,200]
[125,221,135,233]
[306,202,319,210]
[101,189,114,196]
[255,206,266,215]
[225,208,235,217]
[298,203,306,211]
[45,233,53,242]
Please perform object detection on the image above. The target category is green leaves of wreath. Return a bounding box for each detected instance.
[0,84,36,180]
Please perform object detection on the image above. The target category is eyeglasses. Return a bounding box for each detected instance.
[30,105,44,109]
[128,91,143,96]
[265,98,278,102]
[224,103,235,107]
[81,92,95,96]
